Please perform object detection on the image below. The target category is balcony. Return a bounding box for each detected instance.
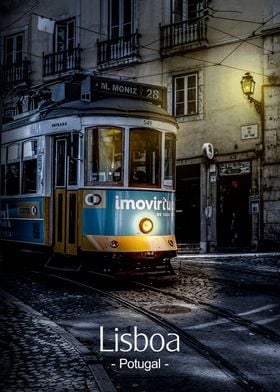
[42,45,82,78]
[1,58,30,87]
[160,19,207,57]
[97,31,140,70]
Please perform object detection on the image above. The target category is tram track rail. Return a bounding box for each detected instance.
[38,270,266,392]
[131,279,280,345]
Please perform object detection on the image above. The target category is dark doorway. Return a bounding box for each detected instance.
[176,164,200,243]
[217,174,251,247]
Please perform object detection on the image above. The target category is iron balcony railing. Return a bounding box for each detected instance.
[1,58,30,86]
[42,45,82,77]
[97,31,140,68]
[160,18,207,55]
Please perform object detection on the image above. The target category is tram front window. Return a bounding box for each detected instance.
[85,127,123,185]
[129,129,161,187]
[164,133,176,189]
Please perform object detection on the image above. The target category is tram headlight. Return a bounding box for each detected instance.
[139,218,153,234]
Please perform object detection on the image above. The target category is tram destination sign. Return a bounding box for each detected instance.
[82,76,167,108]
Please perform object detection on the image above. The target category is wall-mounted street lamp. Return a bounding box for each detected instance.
[241,72,263,247]
[240,72,262,114]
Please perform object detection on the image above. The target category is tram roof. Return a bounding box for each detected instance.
[49,98,178,124]
[3,97,178,132]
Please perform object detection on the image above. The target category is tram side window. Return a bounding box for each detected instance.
[1,165,5,195]
[22,140,37,193]
[6,144,20,195]
[6,162,20,195]
[85,127,123,185]
[1,147,6,195]
[129,129,161,187]
[164,133,176,189]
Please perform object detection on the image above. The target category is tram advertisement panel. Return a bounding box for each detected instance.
[0,197,46,244]
[82,190,175,236]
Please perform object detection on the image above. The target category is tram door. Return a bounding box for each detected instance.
[53,134,79,255]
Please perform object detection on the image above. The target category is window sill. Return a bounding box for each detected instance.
[176,113,203,123]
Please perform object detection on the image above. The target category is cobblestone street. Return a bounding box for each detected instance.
[0,293,98,392]
[0,252,280,391]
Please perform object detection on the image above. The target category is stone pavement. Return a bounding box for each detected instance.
[0,290,100,392]
[0,252,279,392]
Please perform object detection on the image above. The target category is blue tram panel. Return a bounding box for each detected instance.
[82,190,175,236]
[0,197,46,244]
[81,189,177,256]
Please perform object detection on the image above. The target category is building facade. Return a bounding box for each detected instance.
[1,0,279,252]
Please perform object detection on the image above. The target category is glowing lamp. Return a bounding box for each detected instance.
[139,218,153,234]
[240,72,261,114]
[241,72,255,96]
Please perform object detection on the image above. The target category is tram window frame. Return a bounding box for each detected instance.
[164,133,176,189]
[85,127,124,186]
[22,139,38,194]
[55,139,67,187]
[6,143,20,195]
[68,133,79,187]
[129,128,161,188]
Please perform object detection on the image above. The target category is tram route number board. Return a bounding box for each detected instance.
[90,76,167,107]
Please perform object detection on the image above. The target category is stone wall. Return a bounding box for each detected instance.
[262,85,280,247]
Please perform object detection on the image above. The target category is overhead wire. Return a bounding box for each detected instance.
[0,1,40,32]
[27,9,276,62]
[207,24,273,55]
[217,9,280,65]
[209,15,263,25]
[32,12,108,38]
[98,5,280,81]
[207,6,243,14]
[1,4,280,86]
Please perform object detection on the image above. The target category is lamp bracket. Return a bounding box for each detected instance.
[247,96,262,114]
